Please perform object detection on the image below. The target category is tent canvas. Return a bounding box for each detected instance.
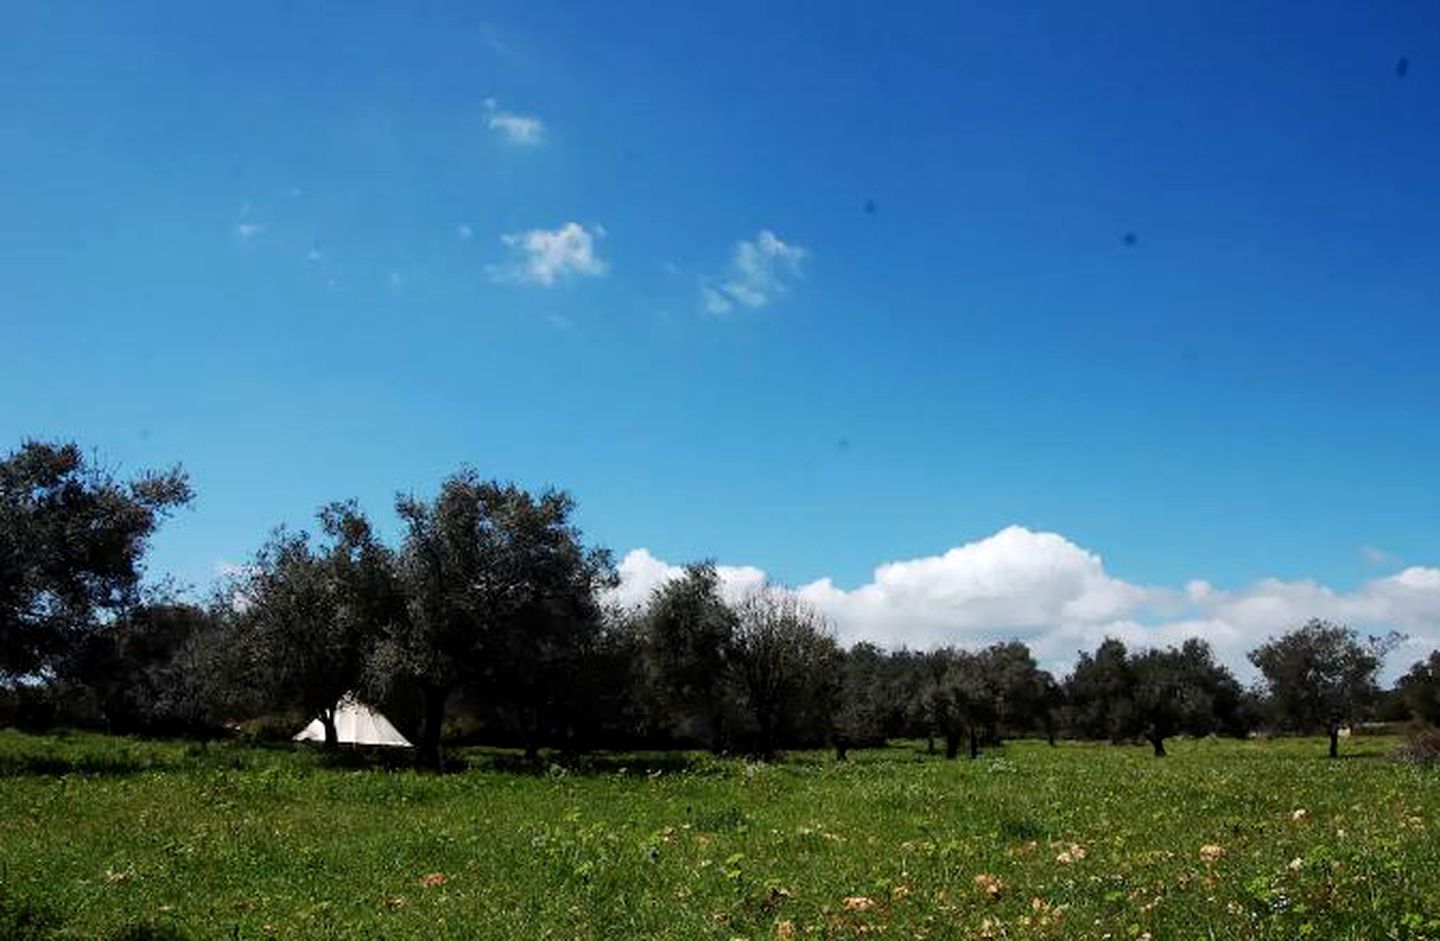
[293,694,412,747]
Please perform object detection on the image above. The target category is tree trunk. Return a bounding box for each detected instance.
[834,739,849,761]
[1150,734,1166,758]
[706,702,727,756]
[320,709,338,750]
[1046,724,1057,747]
[1328,724,1340,759]
[968,726,980,760]
[756,705,775,761]
[944,731,960,760]
[417,683,448,770]
[926,733,936,755]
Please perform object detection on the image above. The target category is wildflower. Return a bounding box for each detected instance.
[775,921,796,940]
[1056,843,1087,864]
[1028,896,1064,927]
[1288,857,1303,872]
[843,896,877,911]
[974,873,1005,900]
[419,872,447,887]
[1198,844,1224,864]
[1291,808,1308,821]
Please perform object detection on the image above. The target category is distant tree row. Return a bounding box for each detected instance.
[0,439,1424,765]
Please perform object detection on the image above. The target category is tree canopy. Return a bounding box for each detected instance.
[0,440,190,682]
[1249,619,1399,757]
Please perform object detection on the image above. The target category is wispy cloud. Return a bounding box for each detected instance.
[1361,545,1401,568]
[490,222,607,286]
[456,223,474,241]
[236,222,265,239]
[701,229,807,314]
[484,98,545,146]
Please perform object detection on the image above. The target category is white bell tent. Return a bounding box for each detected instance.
[293,694,412,747]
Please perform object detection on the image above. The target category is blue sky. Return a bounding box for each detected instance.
[4,2,1440,664]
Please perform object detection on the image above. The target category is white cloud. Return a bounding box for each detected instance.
[484,98,545,145]
[610,526,1440,679]
[610,549,768,611]
[236,223,265,239]
[701,229,807,314]
[491,222,608,286]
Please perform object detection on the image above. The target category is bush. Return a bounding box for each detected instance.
[232,711,306,743]
[1396,722,1440,765]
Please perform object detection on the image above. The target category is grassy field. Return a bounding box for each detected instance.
[1,732,1438,939]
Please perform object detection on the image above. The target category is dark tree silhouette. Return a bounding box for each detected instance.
[638,562,738,752]
[381,472,611,769]
[1398,650,1440,725]
[729,586,836,761]
[1,440,190,682]
[236,502,401,748]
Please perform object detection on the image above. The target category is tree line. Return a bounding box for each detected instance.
[2,439,1432,767]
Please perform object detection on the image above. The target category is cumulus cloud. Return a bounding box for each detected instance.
[701,229,806,314]
[491,222,608,286]
[609,526,1440,678]
[484,98,545,145]
[610,548,768,611]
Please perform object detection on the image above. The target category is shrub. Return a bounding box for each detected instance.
[1396,722,1440,765]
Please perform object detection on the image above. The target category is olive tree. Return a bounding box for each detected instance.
[381,472,611,768]
[236,501,400,748]
[1398,650,1440,725]
[1,440,190,682]
[637,562,737,752]
[729,585,837,760]
[1249,620,1400,758]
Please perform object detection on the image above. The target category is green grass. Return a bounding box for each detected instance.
[2,731,1438,939]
